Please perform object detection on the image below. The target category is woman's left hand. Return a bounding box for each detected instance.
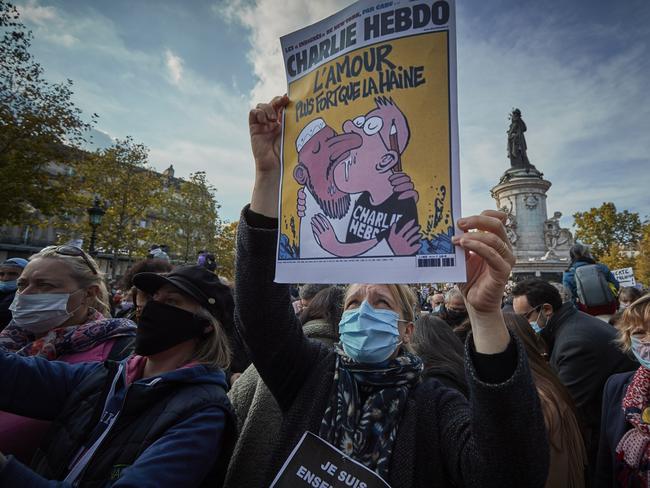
[452,210,514,352]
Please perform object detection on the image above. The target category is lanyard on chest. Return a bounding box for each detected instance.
[64,363,129,486]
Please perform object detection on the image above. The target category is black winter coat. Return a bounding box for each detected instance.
[234,207,549,488]
[541,302,637,469]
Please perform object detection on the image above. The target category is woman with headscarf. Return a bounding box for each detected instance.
[232,95,549,487]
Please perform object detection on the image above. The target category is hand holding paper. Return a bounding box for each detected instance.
[452,210,514,353]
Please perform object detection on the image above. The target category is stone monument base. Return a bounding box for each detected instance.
[512,258,569,283]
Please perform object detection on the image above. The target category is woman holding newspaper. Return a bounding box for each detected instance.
[235,95,549,487]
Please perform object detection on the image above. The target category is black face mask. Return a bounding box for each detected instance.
[443,305,468,326]
[135,301,209,356]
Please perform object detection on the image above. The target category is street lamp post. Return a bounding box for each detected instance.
[87,196,105,256]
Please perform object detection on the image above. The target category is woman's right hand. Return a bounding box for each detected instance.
[249,95,290,217]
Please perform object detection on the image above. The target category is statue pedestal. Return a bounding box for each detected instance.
[491,167,572,281]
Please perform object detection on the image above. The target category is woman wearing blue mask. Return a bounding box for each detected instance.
[596,292,650,486]
[0,246,136,463]
[232,95,549,487]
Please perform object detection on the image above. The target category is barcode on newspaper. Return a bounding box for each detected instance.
[417,256,456,268]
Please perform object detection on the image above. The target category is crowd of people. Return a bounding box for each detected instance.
[0,95,646,487]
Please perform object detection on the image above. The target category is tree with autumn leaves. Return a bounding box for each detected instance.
[573,202,648,285]
[0,0,94,224]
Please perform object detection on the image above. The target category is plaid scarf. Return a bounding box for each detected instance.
[319,345,422,480]
[616,366,650,487]
[0,309,136,360]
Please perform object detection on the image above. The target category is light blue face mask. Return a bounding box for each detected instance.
[631,336,650,369]
[338,300,404,364]
[530,321,543,334]
[528,306,543,334]
[0,280,17,293]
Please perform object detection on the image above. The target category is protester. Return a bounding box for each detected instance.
[292,283,329,314]
[119,258,174,320]
[0,264,236,486]
[411,314,468,397]
[504,313,587,488]
[225,285,344,488]
[563,243,619,316]
[512,278,637,479]
[429,292,445,312]
[233,95,548,486]
[434,287,468,327]
[596,293,650,487]
[618,286,643,310]
[0,246,136,463]
[0,258,28,330]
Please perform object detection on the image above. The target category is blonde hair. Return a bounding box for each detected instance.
[616,292,650,352]
[29,248,111,317]
[190,307,231,369]
[344,284,418,323]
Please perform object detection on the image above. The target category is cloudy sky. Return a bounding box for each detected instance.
[15,0,650,225]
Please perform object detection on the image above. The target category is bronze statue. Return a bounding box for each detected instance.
[507,108,531,168]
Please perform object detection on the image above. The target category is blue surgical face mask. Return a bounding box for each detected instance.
[433,305,442,313]
[0,280,17,293]
[338,300,404,364]
[527,306,544,334]
[631,336,650,369]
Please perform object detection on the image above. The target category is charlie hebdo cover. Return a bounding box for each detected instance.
[276,0,466,284]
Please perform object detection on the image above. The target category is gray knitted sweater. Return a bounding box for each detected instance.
[234,207,549,487]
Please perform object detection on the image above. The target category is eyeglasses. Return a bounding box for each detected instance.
[42,245,99,275]
[522,304,542,321]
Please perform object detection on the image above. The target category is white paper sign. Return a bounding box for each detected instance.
[613,267,636,287]
[275,0,466,284]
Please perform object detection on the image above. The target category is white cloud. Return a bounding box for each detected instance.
[164,49,184,86]
[222,0,649,227]
[455,11,650,224]
[16,0,57,25]
[217,0,348,103]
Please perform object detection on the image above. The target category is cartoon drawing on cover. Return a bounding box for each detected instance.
[294,97,420,258]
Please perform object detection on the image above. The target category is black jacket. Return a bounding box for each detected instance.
[541,302,637,466]
[234,206,549,488]
[0,353,236,487]
[595,370,635,487]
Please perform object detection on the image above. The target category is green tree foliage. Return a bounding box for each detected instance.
[635,223,650,287]
[0,1,94,224]
[56,138,165,262]
[573,202,642,259]
[214,221,238,281]
[599,242,636,271]
[148,171,220,263]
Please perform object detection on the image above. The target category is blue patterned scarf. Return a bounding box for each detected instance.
[319,345,423,480]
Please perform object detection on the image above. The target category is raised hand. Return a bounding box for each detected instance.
[249,95,289,174]
[387,219,421,255]
[452,210,514,353]
[249,95,290,217]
